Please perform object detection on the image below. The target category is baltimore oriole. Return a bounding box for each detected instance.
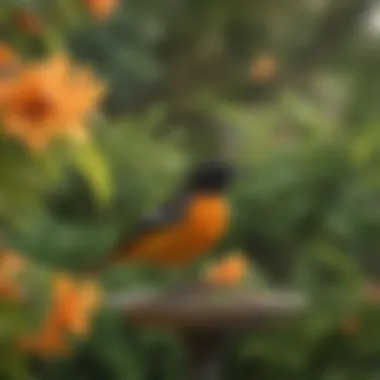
[98,159,235,270]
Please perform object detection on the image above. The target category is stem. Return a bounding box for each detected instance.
[42,28,65,54]
[56,0,82,30]
[40,0,78,54]
[182,330,225,380]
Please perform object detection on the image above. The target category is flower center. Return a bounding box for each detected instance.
[21,96,52,122]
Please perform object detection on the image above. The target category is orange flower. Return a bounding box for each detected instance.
[19,315,67,357]
[20,274,73,356]
[0,54,106,150]
[0,250,27,300]
[0,44,20,69]
[84,0,118,20]
[64,279,103,336]
[56,275,103,337]
[20,273,103,357]
[0,250,27,274]
[250,54,278,83]
[0,43,21,92]
[14,10,42,35]
[203,252,250,286]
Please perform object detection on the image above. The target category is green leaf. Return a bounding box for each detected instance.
[67,138,113,207]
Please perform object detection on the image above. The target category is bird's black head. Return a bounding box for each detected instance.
[185,159,235,193]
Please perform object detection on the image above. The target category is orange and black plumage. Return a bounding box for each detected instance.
[103,159,235,269]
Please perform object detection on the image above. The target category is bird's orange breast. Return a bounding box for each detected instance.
[124,195,230,267]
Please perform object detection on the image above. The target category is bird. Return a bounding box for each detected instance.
[94,159,235,273]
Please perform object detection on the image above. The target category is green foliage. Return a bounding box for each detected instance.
[0,132,112,230]
[9,114,186,270]
[19,97,380,380]
[2,0,380,379]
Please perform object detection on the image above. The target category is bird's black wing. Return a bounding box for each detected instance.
[112,194,190,254]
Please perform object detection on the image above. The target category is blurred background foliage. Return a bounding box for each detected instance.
[2,0,380,378]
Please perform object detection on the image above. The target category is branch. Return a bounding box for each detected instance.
[108,288,307,329]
